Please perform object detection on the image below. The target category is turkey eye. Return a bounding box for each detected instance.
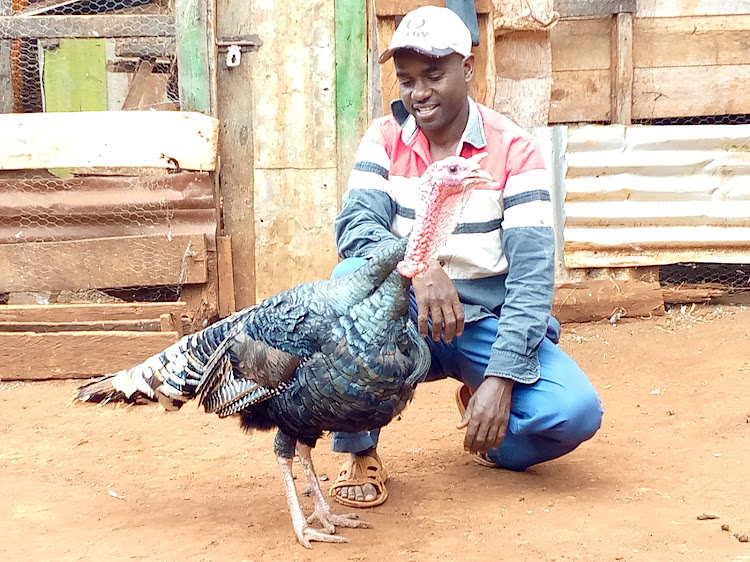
[448,165,459,174]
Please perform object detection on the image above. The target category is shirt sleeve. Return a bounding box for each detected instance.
[334,123,399,259]
[485,135,556,384]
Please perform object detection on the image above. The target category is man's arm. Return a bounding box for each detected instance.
[461,136,555,454]
[487,136,555,383]
[335,124,398,259]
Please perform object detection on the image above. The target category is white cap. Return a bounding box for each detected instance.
[378,5,472,64]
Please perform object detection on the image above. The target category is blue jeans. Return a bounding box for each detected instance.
[330,258,603,471]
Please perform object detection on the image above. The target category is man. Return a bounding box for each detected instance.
[329,5,603,507]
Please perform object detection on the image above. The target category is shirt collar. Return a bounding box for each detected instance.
[391,97,487,152]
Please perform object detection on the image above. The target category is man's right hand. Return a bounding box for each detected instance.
[411,259,465,343]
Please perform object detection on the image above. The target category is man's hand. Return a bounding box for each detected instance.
[457,376,514,454]
[411,259,465,342]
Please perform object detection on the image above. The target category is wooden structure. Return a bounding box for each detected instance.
[4,0,750,380]
[549,0,750,123]
[0,111,221,379]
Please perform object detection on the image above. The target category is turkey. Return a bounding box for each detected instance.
[75,153,501,548]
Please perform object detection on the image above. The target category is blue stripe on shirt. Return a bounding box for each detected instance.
[395,203,502,234]
[504,189,550,209]
[354,161,389,179]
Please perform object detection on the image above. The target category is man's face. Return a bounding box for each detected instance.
[393,50,473,134]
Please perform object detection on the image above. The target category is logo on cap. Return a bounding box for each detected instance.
[406,17,426,30]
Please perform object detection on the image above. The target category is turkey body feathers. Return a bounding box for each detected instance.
[76,236,430,446]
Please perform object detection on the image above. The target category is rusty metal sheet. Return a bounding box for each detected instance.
[0,171,216,244]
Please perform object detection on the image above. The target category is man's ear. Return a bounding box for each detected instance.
[462,53,475,83]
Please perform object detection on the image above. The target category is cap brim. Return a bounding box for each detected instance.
[378,45,457,64]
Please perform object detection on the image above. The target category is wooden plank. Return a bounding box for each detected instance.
[375,14,397,114]
[473,11,495,107]
[159,313,184,336]
[374,0,492,16]
[175,0,211,113]
[0,0,11,114]
[216,235,235,317]
[610,12,632,124]
[250,0,336,170]
[115,37,175,58]
[216,0,257,310]
[0,302,187,323]
[550,17,611,72]
[42,38,108,113]
[0,331,179,379]
[0,319,162,332]
[494,21,550,127]
[555,0,635,18]
[634,15,750,69]
[0,111,218,171]
[553,273,664,324]
[0,233,207,292]
[254,167,339,301]
[636,0,750,18]
[633,65,750,119]
[550,68,610,122]
[0,15,175,39]
[335,0,368,207]
[662,285,727,304]
[120,60,173,110]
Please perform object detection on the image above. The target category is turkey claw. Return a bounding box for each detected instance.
[297,526,349,549]
[307,510,371,532]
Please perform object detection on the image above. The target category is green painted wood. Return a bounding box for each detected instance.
[335,0,367,205]
[42,38,108,177]
[43,38,108,112]
[175,0,211,113]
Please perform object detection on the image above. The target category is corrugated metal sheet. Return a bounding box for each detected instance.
[561,124,750,268]
[0,171,216,245]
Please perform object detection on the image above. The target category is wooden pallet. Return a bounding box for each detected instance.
[0,302,188,380]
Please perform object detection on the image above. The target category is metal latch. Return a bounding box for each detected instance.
[217,35,263,68]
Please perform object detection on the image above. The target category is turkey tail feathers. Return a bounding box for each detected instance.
[76,375,130,404]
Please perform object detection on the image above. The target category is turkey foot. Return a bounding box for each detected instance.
[297,443,372,535]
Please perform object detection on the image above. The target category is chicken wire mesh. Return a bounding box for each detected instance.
[0,0,213,308]
[0,171,214,306]
[4,0,178,113]
[660,263,750,291]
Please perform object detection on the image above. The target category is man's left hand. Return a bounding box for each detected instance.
[457,376,514,454]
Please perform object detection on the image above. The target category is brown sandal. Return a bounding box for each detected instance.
[330,454,389,508]
[455,384,500,468]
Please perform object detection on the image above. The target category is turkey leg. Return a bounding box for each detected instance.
[274,430,350,548]
[296,443,371,533]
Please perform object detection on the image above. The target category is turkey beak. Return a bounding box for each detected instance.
[462,168,502,191]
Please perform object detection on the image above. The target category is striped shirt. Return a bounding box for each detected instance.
[335,98,555,384]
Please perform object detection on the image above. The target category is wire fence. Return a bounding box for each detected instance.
[0,0,203,307]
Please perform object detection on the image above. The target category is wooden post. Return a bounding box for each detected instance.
[175,0,212,113]
[216,235,236,316]
[610,11,633,124]
[335,0,368,208]
[215,0,257,310]
[0,0,11,113]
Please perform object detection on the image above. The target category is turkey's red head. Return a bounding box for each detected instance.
[397,153,502,278]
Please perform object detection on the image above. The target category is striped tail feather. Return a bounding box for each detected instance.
[75,319,238,409]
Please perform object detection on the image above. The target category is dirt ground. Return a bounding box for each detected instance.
[2,300,749,561]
